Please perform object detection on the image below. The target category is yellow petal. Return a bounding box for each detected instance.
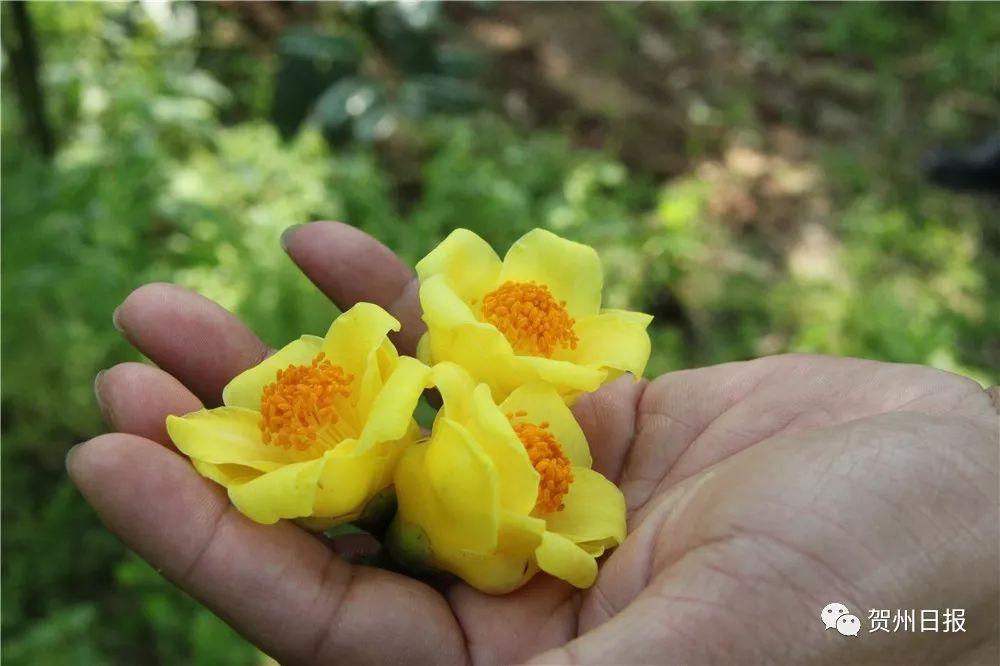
[415,228,502,303]
[315,303,401,419]
[577,541,611,558]
[466,384,539,515]
[517,355,606,403]
[571,310,653,378]
[431,364,540,516]
[430,361,479,423]
[534,531,598,589]
[545,467,626,547]
[394,446,443,538]
[357,355,430,447]
[499,510,547,554]
[425,419,500,550]
[498,228,603,318]
[500,383,592,468]
[435,511,546,594]
[227,456,326,524]
[355,341,398,419]
[395,420,500,553]
[419,274,481,331]
[312,439,399,521]
[166,408,309,471]
[191,460,260,487]
[416,331,432,365]
[221,336,324,409]
[428,326,606,404]
[425,323,522,398]
[319,302,401,379]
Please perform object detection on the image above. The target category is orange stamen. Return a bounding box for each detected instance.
[510,418,573,514]
[258,352,353,450]
[481,281,578,357]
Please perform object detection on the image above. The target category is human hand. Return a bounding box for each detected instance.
[70,222,999,664]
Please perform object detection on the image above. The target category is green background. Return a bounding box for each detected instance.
[2,2,997,663]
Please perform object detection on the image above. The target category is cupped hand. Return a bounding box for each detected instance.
[70,222,999,665]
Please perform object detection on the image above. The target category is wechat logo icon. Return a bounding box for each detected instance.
[822,602,860,637]
[822,602,849,629]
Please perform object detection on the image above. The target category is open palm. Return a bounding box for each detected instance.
[71,222,998,665]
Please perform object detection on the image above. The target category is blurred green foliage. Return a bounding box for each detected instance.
[2,2,997,663]
[271,2,485,143]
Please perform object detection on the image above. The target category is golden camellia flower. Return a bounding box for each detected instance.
[391,363,626,594]
[166,303,429,528]
[415,228,652,404]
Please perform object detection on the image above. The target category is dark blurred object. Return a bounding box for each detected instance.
[925,133,1000,194]
[1,1,54,157]
[271,25,362,140]
[270,3,485,144]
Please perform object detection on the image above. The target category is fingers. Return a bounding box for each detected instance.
[282,222,424,356]
[571,375,648,484]
[67,434,467,665]
[447,575,579,665]
[626,353,992,507]
[114,283,271,406]
[95,362,202,448]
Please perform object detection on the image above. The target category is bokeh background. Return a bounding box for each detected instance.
[2,2,998,663]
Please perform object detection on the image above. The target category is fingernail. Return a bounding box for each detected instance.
[281,224,305,252]
[66,442,83,476]
[112,305,124,334]
[94,370,113,426]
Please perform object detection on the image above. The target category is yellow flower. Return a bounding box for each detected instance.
[166,303,430,528]
[415,228,652,404]
[392,363,626,594]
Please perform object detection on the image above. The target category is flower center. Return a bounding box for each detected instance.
[258,352,354,450]
[509,412,573,514]
[481,281,579,358]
